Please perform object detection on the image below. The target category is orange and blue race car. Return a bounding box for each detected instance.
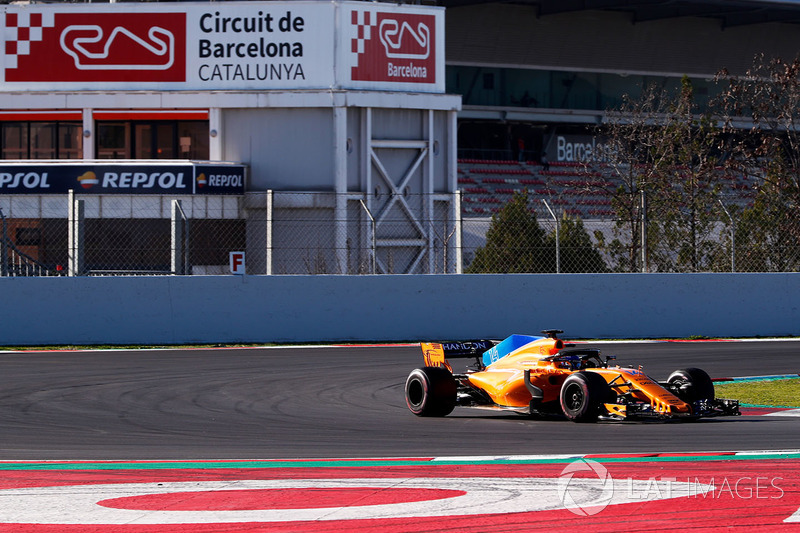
[404,330,740,422]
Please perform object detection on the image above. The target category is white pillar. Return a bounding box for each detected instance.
[333,106,348,274]
[82,109,94,159]
[209,108,222,160]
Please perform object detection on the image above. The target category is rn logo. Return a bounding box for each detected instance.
[350,9,435,84]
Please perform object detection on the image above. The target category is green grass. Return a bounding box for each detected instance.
[715,378,800,408]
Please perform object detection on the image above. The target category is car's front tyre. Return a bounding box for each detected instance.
[405,366,457,417]
[667,367,715,404]
[560,372,610,422]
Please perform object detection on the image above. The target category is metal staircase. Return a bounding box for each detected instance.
[0,208,61,277]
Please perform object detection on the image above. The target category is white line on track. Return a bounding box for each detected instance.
[764,409,800,417]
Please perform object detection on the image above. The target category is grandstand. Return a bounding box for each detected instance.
[439,0,800,219]
[457,159,759,218]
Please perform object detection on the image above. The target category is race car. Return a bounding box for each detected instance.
[404,330,740,422]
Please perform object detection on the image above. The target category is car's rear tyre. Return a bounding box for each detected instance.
[667,367,715,404]
[559,372,610,422]
[405,366,457,417]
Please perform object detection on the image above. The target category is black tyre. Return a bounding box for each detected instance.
[405,366,457,417]
[559,372,611,422]
[667,367,715,404]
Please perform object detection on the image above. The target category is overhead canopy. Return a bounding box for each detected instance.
[438,0,800,28]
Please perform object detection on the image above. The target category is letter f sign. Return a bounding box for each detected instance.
[229,251,246,275]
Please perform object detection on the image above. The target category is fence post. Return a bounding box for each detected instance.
[171,199,185,275]
[542,199,559,273]
[359,198,376,274]
[640,190,647,273]
[454,189,462,274]
[67,190,84,276]
[266,189,273,276]
[718,199,735,272]
[0,208,7,277]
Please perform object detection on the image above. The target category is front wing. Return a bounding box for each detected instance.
[600,397,741,421]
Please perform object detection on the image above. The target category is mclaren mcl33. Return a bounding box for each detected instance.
[404,330,740,422]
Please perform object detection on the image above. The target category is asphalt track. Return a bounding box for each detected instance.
[0,340,799,460]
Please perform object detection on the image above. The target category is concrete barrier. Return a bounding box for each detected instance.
[0,273,798,345]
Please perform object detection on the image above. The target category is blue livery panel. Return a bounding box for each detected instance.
[482,334,543,367]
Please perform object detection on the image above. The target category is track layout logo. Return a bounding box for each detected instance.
[4,10,186,82]
[350,9,435,84]
[60,25,175,71]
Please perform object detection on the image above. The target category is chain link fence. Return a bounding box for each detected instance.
[1,175,798,276]
[0,195,244,276]
[253,191,459,275]
[458,158,800,273]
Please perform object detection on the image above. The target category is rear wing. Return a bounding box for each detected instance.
[421,340,496,372]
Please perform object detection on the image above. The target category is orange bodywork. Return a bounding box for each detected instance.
[467,336,568,406]
[591,367,692,416]
[421,342,452,372]
[462,337,693,415]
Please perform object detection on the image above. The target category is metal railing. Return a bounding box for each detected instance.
[0,208,61,277]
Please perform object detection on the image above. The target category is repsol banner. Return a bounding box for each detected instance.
[0,1,444,92]
[0,163,246,195]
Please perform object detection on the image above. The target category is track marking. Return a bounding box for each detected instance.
[0,477,707,525]
[765,409,800,417]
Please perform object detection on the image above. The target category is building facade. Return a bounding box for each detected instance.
[0,1,461,275]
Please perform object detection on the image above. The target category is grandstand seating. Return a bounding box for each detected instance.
[456,159,759,217]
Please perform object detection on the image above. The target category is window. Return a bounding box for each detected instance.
[58,124,82,159]
[97,120,208,160]
[30,123,56,159]
[1,122,28,159]
[0,121,82,159]
[178,121,210,160]
[96,122,131,159]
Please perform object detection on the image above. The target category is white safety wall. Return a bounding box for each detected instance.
[0,274,798,345]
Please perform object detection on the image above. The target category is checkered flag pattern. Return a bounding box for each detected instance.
[351,10,376,56]
[4,12,55,69]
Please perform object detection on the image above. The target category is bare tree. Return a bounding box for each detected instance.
[593,78,723,272]
[652,76,725,272]
[716,55,800,271]
[592,83,675,271]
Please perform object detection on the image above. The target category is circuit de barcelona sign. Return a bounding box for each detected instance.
[0,1,445,92]
[0,163,246,195]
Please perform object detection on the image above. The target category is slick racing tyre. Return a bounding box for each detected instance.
[667,367,715,403]
[405,366,457,417]
[559,371,610,422]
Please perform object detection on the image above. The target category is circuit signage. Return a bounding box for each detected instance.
[0,1,444,92]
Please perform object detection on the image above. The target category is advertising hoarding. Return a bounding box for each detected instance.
[0,1,444,92]
[0,162,246,195]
